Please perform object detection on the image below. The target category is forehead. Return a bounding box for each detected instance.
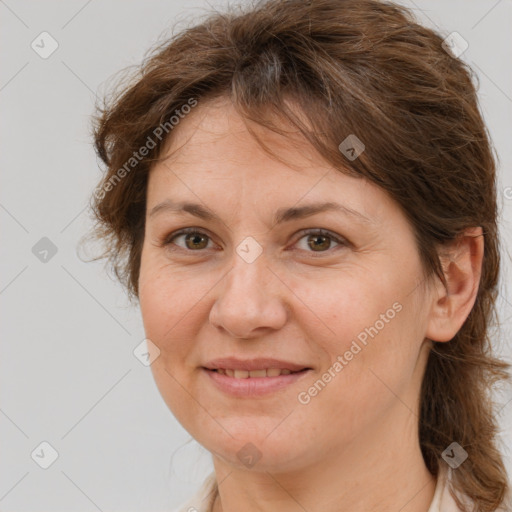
[146,96,395,226]
[156,96,324,173]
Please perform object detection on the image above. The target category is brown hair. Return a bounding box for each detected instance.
[85,0,511,509]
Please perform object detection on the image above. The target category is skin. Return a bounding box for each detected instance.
[138,96,484,512]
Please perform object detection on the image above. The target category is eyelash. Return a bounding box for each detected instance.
[161,227,348,256]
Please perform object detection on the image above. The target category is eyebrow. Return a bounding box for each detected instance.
[148,199,373,226]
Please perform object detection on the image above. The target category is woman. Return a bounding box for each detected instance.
[87,0,512,510]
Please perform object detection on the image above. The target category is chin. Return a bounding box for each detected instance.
[200,425,305,472]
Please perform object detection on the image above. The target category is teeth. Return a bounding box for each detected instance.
[214,368,301,378]
[249,369,267,378]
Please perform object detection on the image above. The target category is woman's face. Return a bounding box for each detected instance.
[138,96,436,472]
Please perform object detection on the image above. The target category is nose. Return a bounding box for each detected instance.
[209,253,288,339]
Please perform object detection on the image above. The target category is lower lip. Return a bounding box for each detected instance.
[202,368,311,397]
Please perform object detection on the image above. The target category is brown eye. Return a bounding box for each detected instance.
[162,227,347,255]
[165,229,213,251]
[183,232,209,250]
[307,233,332,251]
[296,229,347,254]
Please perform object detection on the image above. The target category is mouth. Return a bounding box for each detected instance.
[202,357,311,374]
[201,359,312,397]
[206,368,307,378]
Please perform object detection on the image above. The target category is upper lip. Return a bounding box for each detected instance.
[202,357,311,372]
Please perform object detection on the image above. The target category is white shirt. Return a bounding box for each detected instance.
[171,465,510,512]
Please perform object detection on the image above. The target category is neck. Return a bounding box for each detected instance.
[211,405,436,512]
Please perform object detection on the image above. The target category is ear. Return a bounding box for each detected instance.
[425,227,484,343]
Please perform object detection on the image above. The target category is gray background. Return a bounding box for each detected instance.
[1,0,511,510]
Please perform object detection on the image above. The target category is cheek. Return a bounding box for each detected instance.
[138,263,200,366]
[139,256,203,326]
[291,271,397,353]
[295,272,422,402]
[139,266,210,430]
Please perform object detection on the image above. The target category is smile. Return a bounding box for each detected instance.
[212,368,302,378]
[203,367,311,397]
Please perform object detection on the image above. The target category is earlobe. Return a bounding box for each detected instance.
[425,227,484,343]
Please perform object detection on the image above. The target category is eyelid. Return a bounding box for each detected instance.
[292,228,349,251]
[161,227,350,254]
[162,227,217,250]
